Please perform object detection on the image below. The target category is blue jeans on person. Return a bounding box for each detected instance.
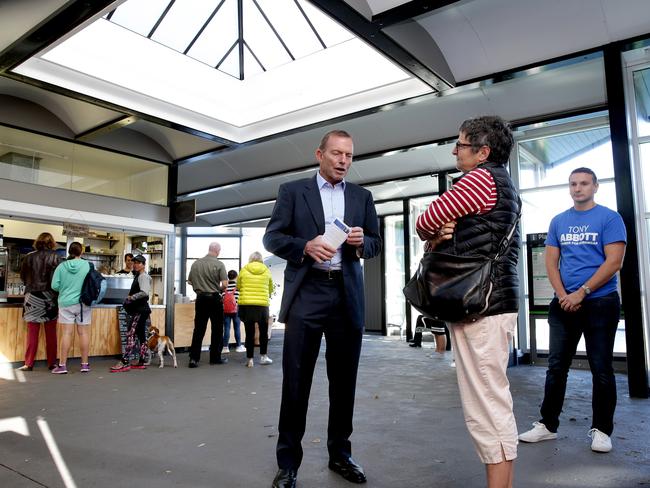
[540,292,620,435]
[223,313,241,348]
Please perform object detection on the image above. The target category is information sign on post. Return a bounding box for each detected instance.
[526,233,554,310]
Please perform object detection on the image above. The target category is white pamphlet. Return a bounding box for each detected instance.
[322,218,350,248]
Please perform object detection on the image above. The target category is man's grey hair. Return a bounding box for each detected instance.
[319,129,353,151]
[209,242,221,255]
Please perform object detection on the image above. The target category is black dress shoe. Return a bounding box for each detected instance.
[409,342,422,348]
[272,468,297,488]
[329,458,367,483]
[210,357,228,364]
[188,360,199,368]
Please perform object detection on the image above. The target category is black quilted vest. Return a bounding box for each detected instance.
[436,161,521,316]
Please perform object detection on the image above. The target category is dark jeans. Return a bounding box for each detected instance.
[189,293,224,363]
[223,313,241,347]
[540,292,620,435]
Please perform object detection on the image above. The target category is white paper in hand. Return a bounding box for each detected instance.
[322,218,350,248]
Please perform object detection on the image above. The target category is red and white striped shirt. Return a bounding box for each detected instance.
[416,167,497,240]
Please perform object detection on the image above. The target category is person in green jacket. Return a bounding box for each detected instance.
[50,242,91,374]
[237,252,275,368]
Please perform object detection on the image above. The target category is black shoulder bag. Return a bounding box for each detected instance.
[403,214,520,323]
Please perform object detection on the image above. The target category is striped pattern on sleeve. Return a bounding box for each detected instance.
[416,168,497,240]
[226,279,239,302]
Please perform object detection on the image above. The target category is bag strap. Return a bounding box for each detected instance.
[446,197,521,260]
[493,197,522,261]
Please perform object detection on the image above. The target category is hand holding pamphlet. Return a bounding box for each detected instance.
[322,218,351,248]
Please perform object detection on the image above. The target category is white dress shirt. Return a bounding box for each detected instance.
[313,172,345,271]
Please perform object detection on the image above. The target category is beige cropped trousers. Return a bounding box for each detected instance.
[449,312,518,464]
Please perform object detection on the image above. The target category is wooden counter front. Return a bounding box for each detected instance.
[0,306,165,363]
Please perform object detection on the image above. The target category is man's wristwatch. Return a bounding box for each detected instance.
[580,284,592,295]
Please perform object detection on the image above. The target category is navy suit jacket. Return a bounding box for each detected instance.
[263,176,382,329]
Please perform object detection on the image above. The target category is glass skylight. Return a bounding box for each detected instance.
[105,0,353,80]
[14,0,431,142]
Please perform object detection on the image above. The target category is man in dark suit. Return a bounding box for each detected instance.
[264,130,381,488]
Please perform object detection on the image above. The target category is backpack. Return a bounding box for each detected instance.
[223,289,237,314]
[80,262,107,306]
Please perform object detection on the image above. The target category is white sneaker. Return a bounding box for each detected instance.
[221,347,230,354]
[260,355,273,365]
[246,358,254,368]
[235,345,246,353]
[589,428,612,453]
[518,422,558,443]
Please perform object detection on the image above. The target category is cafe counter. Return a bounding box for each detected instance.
[0,303,165,362]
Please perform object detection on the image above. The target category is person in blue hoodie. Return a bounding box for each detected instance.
[50,242,91,374]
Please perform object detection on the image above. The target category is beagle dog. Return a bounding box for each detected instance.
[147,326,178,368]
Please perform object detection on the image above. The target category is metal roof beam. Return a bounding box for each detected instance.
[0,0,116,74]
[75,115,139,142]
[309,0,451,91]
[371,1,460,28]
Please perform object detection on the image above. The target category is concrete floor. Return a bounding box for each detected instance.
[1,331,649,488]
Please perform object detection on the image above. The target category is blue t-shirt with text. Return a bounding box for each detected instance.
[545,204,626,298]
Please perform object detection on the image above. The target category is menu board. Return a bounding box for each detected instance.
[118,307,151,362]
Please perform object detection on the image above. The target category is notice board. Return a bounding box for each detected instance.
[526,233,555,310]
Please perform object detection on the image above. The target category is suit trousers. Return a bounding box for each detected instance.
[276,275,363,470]
[189,293,224,363]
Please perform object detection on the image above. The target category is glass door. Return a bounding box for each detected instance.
[513,115,625,357]
[627,62,650,376]
[384,215,405,336]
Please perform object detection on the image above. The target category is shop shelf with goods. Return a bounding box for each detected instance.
[82,233,125,274]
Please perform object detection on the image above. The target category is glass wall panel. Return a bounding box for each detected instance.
[520,181,618,237]
[408,195,437,331]
[0,125,167,205]
[174,234,181,297]
[631,63,650,379]
[533,317,627,355]
[241,227,273,263]
[409,196,437,276]
[187,225,242,235]
[185,236,241,300]
[515,119,620,353]
[639,143,650,211]
[186,236,239,259]
[633,67,650,138]
[518,130,613,190]
[384,215,405,336]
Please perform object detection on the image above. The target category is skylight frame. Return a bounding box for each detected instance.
[13,0,432,142]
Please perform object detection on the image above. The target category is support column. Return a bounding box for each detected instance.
[604,45,649,398]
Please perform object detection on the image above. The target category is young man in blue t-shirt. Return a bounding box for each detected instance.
[519,167,626,453]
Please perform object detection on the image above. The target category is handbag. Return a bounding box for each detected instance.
[403,213,520,323]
